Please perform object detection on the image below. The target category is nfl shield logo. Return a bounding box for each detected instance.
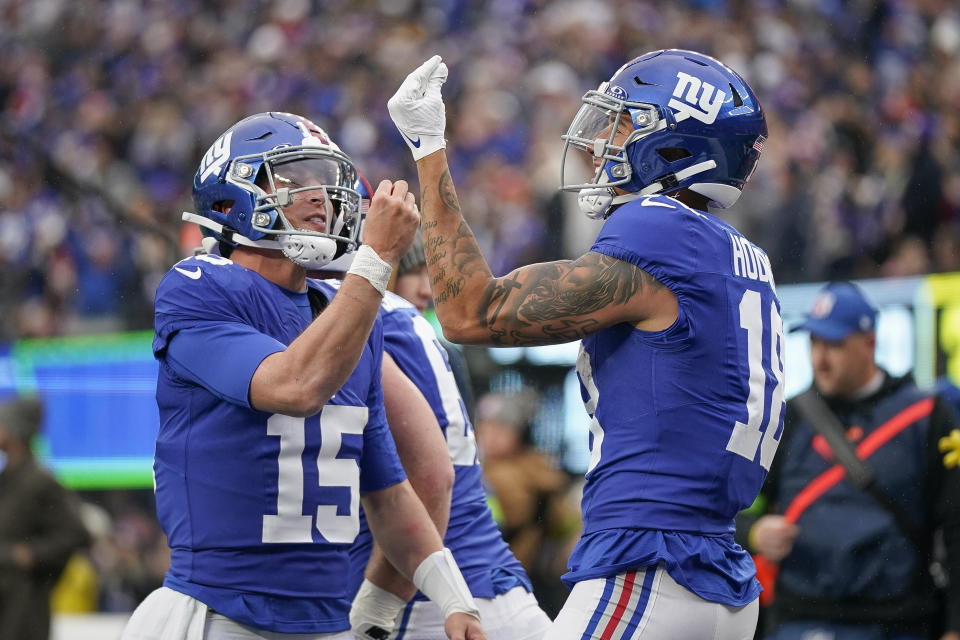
[811,292,836,319]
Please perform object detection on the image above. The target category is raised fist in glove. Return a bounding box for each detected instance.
[388,55,448,161]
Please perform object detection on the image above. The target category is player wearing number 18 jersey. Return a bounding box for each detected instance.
[388,49,782,638]
[566,192,783,607]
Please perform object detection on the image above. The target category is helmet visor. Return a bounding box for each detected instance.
[269,156,350,191]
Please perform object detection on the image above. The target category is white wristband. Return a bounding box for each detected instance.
[412,548,480,621]
[350,579,407,636]
[347,245,393,295]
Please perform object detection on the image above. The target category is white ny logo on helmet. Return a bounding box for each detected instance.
[668,72,726,124]
[199,131,233,182]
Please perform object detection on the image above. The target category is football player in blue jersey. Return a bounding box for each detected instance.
[387,51,782,639]
[121,112,485,640]
[323,234,552,640]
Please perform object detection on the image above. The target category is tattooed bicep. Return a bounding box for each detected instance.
[475,253,663,344]
[568,252,657,303]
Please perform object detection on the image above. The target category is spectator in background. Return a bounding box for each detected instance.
[936,376,960,429]
[741,281,960,640]
[474,391,580,619]
[0,395,91,640]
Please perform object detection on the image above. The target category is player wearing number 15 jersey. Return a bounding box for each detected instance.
[122,113,485,640]
[389,50,782,639]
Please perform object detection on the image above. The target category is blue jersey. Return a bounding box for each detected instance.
[346,289,531,599]
[567,195,785,606]
[152,254,406,634]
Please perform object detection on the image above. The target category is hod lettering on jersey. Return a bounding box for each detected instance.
[730,232,775,292]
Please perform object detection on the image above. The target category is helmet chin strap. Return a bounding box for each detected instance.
[182,212,340,268]
[578,159,719,219]
[200,236,220,254]
[636,160,717,197]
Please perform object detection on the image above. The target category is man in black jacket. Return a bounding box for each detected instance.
[741,281,960,640]
[0,396,91,640]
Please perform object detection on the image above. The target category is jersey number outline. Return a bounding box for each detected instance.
[262,406,367,544]
[725,289,785,470]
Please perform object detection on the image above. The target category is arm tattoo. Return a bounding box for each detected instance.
[422,170,489,302]
[476,254,662,344]
[478,274,523,328]
[438,170,460,213]
[452,220,488,278]
[518,255,648,322]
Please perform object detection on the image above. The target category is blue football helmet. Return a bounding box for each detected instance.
[560,49,767,219]
[185,112,362,268]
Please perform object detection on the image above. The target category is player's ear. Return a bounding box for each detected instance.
[213,200,234,215]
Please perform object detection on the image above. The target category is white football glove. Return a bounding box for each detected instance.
[388,55,448,161]
[349,579,407,640]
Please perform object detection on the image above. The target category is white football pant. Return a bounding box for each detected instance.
[545,564,758,640]
[121,586,353,640]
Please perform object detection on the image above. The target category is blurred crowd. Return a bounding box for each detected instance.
[1,0,959,342]
[53,491,169,616]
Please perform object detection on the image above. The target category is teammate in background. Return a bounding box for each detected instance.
[390,236,475,416]
[326,233,551,639]
[121,112,484,640]
[388,50,781,639]
[741,281,960,640]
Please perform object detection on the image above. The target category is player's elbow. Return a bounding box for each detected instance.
[293,378,344,416]
[251,354,334,416]
[405,454,454,504]
[253,382,331,417]
[436,318,486,345]
[285,398,326,418]
[270,395,325,418]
